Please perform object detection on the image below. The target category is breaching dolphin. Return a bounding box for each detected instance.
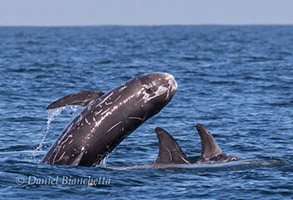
[41,73,178,166]
[153,124,241,165]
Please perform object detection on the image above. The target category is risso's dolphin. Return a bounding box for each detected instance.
[196,124,242,163]
[153,127,190,164]
[153,124,241,165]
[41,73,178,167]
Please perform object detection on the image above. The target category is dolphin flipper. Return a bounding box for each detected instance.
[196,124,241,163]
[46,91,105,110]
[153,127,190,164]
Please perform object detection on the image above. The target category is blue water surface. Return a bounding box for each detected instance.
[0,26,292,199]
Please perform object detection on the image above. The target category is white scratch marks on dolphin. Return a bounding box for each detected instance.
[58,123,74,144]
[107,121,122,133]
[76,114,83,123]
[52,146,61,164]
[165,147,172,162]
[129,116,143,121]
[60,134,73,146]
[178,153,190,164]
[97,92,113,108]
[101,108,111,115]
[85,118,91,125]
[114,95,121,103]
[55,151,66,163]
[94,110,102,116]
[119,85,127,92]
[105,101,113,106]
[142,84,169,103]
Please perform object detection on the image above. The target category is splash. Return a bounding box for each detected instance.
[32,106,83,163]
[32,107,65,163]
[94,154,109,168]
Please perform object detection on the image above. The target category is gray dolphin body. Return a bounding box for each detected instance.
[153,124,241,165]
[41,73,178,167]
[195,124,241,163]
[153,127,190,164]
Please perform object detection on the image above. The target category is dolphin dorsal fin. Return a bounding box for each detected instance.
[46,91,105,110]
[153,127,190,164]
[196,124,223,162]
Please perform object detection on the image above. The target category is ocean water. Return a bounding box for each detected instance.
[0,25,292,199]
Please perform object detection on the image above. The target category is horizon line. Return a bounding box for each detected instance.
[1,23,293,27]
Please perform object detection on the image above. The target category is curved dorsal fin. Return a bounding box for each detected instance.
[196,124,223,162]
[153,127,190,164]
[46,91,105,110]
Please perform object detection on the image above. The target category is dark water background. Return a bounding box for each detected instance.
[0,26,292,199]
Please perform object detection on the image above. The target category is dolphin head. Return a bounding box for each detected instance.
[136,72,177,117]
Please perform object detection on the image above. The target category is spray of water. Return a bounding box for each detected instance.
[32,105,92,164]
[32,107,65,163]
[95,154,109,167]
